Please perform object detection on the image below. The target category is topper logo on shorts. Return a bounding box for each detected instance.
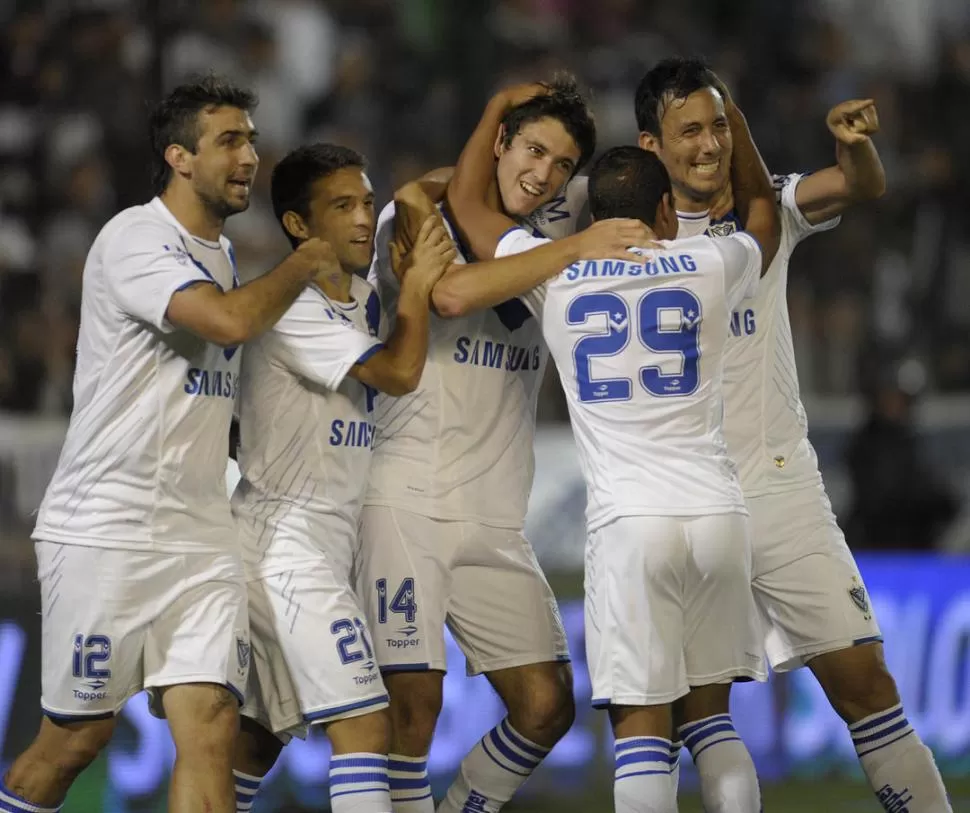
[354,660,380,686]
[876,784,912,813]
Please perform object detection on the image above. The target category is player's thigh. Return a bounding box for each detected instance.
[160,682,240,758]
[447,524,568,676]
[585,516,689,709]
[243,565,388,739]
[682,512,765,685]
[36,540,159,720]
[143,550,250,708]
[749,486,881,672]
[356,506,451,672]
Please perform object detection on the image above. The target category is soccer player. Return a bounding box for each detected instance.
[445,84,781,813]
[0,77,337,813]
[227,143,455,813]
[632,59,951,811]
[357,79,653,813]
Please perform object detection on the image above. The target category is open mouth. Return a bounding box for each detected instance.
[519,179,545,198]
[692,160,721,178]
[228,179,252,192]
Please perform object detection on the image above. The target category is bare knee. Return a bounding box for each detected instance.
[163,684,240,763]
[327,708,390,755]
[384,671,443,755]
[673,683,732,732]
[494,663,575,747]
[809,643,900,724]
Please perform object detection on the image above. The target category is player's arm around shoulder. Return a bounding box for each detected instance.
[792,99,887,226]
[431,219,654,319]
[164,238,330,347]
[349,215,455,396]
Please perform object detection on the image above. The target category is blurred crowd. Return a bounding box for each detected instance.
[0,0,967,554]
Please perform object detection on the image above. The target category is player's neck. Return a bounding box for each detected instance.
[159,186,225,242]
[315,267,353,303]
[672,188,712,215]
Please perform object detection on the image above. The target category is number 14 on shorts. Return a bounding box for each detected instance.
[376,577,417,630]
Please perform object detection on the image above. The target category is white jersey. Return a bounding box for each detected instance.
[563,174,840,497]
[364,189,585,528]
[33,198,241,553]
[498,226,762,531]
[676,173,840,496]
[232,275,384,576]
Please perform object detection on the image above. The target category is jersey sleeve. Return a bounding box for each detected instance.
[494,226,553,319]
[712,232,762,310]
[774,172,841,246]
[102,218,213,331]
[367,201,400,321]
[271,289,383,391]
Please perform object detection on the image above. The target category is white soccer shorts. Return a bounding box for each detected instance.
[749,480,882,671]
[37,540,249,720]
[242,561,389,739]
[585,513,766,708]
[355,506,570,675]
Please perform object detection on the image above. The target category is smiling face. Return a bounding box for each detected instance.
[182,105,259,218]
[638,86,732,210]
[495,117,581,217]
[302,166,376,273]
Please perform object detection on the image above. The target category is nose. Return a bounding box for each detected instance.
[531,156,554,186]
[698,128,721,156]
[240,141,259,168]
[352,202,373,229]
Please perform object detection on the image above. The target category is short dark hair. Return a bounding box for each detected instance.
[271,143,367,248]
[634,57,720,137]
[502,74,596,174]
[588,146,672,226]
[149,75,258,194]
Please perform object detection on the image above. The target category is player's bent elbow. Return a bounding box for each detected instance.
[430,284,470,319]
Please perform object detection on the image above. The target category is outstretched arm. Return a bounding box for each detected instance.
[793,99,886,226]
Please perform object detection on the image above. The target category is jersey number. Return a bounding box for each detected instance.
[332,618,374,665]
[568,289,702,402]
[72,634,112,679]
[376,577,417,624]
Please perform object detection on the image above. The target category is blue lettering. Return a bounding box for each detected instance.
[469,340,481,365]
[329,420,344,446]
[581,260,598,278]
[645,261,659,276]
[482,342,505,369]
[565,262,582,281]
[679,254,697,272]
[184,369,200,395]
[744,308,756,334]
[659,255,680,274]
[454,336,470,363]
[601,260,624,276]
[628,264,643,276]
[730,308,756,337]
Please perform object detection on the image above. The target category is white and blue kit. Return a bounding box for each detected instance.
[33,197,249,718]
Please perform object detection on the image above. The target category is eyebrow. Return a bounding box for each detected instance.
[217,128,259,141]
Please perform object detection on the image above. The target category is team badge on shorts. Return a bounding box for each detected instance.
[848,578,871,621]
[236,636,251,670]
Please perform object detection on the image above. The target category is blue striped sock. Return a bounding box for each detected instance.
[849,703,914,759]
[678,714,760,813]
[437,718,550,812]
[329,753,391,813]
[613,736,675,812]
[669,738,684,792]
[233,769,261,813]
[388,753,433,812]
[0,781,61,813]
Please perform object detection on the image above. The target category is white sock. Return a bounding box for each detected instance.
[234,769,262,813]
[613,736,676,813]
[679,713,760,813]
[329,753,392,813]
[669,739,683,797]
[0,781,62,812]
[850,704,953,812]
[436,717,550,813]
[389,754,433,813]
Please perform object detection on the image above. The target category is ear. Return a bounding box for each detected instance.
[164,144,193,180]
[638,131,660,155]
[493,123,507,160]
[282,210,310,245]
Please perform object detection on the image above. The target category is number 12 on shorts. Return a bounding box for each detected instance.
[72,634,112,679]
[376,577,417,624]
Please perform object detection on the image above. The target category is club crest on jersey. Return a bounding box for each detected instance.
[849,580,871,620]
[706,219,738,237]
[236,636,251,670]
[162,243,191,266]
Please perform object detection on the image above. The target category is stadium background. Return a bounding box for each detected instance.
[0,0,968,810]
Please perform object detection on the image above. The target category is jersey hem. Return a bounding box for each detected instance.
[739,471,823,499]
[587,504,749,532]
[31,530,230,555]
